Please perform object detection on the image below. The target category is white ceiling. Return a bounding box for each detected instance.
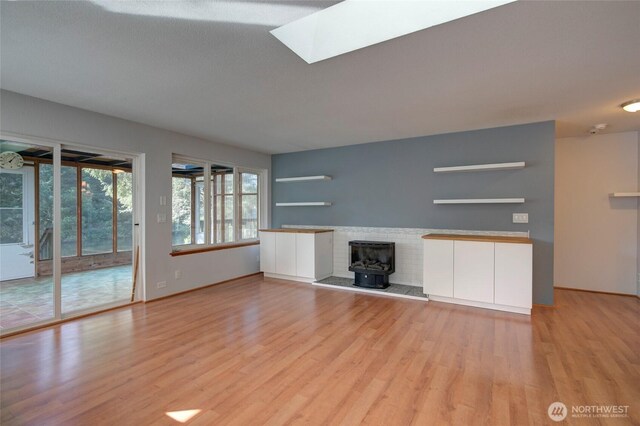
[1,0,639,154]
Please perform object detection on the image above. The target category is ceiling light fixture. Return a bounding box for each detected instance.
[620,99,640,113]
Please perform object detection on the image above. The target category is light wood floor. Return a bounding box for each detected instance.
[1,274,638,425]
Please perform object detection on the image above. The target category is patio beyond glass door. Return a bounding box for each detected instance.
[0,141,54,331]
[60,150,135,315]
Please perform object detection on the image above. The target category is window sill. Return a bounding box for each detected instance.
[170,240,260,257]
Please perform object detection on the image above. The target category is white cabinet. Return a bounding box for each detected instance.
[296,233,315,278]
[259,231,276,273]
[422,234,532,315]
[423,239,454,297]
[314,231,334,279]
[275,233,297,276]
[260,230,333,282]
[453,241,494,303]
[494,242,532,309]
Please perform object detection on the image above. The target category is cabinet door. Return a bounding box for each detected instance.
[275,233,297,276]
[453,241,494,303]
[314,232,334,280]
[296,233,315,278]
[259,232,276,273]
[423,239,454,297]
[495,243,532,308]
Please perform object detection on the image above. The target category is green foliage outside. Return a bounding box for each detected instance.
[39,165,78,257]
[0,172,24,244]
[39,165,132,258]
[172,177,191,245]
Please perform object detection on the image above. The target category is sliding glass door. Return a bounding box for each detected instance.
[62,154,135,315]
[0,139,140,334]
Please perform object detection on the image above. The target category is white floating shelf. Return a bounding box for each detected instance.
[275,175,332,182]
[276,202,332,207]
[610,192,640,198]
[434,162,525,173]
[434,198,525,205]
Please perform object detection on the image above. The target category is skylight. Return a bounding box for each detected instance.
[89,1,319,27]
[271,0,516,64]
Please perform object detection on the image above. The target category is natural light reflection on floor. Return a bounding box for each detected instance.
[165,409,202,423]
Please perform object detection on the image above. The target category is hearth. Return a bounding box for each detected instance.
[348,241,395,289]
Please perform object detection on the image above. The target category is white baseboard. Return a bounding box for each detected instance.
[263,272,316,283]
[428,295,531,315]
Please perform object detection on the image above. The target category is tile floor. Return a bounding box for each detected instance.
[315,276,427,298]
[0,265,132,331]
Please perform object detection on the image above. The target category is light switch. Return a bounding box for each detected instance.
[159,196,167,206]
[513,213,528,224]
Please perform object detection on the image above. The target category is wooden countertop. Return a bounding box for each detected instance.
[422,233,532,244]
[259,228,334,234]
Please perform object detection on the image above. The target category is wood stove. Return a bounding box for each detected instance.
[348,241,395,289]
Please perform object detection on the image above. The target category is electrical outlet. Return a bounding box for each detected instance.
[157,213,167,223]
[157,281,167,289]
[513,213,529,224]
[175,270,181,280]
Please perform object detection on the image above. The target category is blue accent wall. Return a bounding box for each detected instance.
[272,121,555,305]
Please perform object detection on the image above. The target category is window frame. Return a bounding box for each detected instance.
[171,154,265,253]
[237,169,260,241]
[80,166,114,256]
[34,159,133,261]
[211,169,235,244]
[0,169,29,246]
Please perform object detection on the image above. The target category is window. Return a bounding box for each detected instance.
[194,177,205,244]
[38,163,132,260]
[212,166,234,244]
[171,155,263,250]
[240,172,259,240]
[172,176,192,245]
[171,161,205,246]
[116,171,133,252]
[0,172,24,244]
[81,168,113,255]
[39,164,78,259]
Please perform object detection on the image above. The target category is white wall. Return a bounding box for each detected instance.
[555,131,639,294]
[0,90,270,300]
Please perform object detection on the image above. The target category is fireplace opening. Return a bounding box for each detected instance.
[348,241,395,289]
